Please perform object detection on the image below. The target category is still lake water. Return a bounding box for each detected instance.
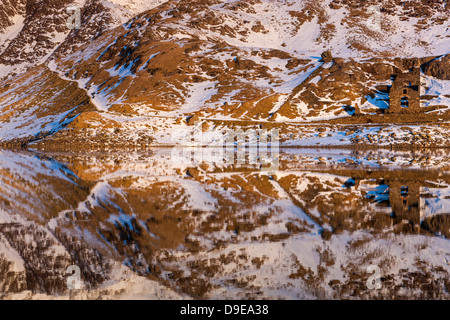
[0,148,449,299]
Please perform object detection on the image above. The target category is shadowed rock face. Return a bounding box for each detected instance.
[423,54,450,80]
[0,149,449,299]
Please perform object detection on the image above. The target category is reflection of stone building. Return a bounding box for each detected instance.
[387,180,421,226]
[387,60,421,114]
[353,177,422,229]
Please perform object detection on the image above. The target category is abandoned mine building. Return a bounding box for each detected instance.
[387,60,422,114]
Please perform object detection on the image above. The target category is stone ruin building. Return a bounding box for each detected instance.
[387,60,421,114]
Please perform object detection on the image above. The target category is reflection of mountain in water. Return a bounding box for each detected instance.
[0,149,449,299]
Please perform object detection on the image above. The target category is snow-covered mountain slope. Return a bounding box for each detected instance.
[0,0,449,144]
[0,0,168,78]
[1,150,449,299]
